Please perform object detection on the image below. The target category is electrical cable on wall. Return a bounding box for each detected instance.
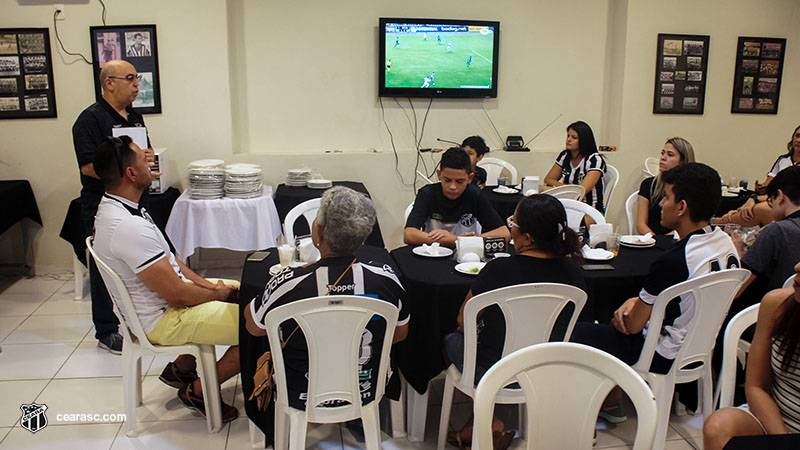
[99,0,108,26]
[379,97,413,188]
[52,10,92,64]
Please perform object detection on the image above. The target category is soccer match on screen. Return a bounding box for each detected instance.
[384,23,495,90]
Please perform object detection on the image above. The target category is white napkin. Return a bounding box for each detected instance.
[637,232,654,244]
[297,237,320,263]
[581,245,614,260]
[456,236,484,262]
[589,223,613,247]
[421,242,440,256]
[494,185,517,194]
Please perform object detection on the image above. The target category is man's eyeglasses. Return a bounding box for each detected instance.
[506,216,519,229]
[108,73,142,82]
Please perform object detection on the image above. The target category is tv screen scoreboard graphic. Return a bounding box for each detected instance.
[384,23,495,90]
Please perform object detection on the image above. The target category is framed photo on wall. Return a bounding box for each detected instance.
[89,24,161,114]
[0,28,57,119]
[653,33,710,114]
[731,36,786,114]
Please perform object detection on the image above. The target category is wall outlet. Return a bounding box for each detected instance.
[54,4,65,20]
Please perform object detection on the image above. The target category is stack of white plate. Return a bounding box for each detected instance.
[225,164,263,199]
[188,159,225,199]
[286,168,311,187]
[307,179,332,189]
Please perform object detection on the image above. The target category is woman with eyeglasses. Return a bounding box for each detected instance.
[442,194,587,450]
[637,137,695,235]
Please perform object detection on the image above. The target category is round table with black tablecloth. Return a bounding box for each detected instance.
[582,234,673,322]
[480,185,524,220]
[389,245,474,395]
[273,182,384,248]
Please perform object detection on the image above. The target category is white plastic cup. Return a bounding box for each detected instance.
[278,244,294,267]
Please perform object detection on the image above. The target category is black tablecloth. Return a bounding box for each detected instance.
[582,235,673,322]
[0,180,42,235]
[390,245,476,394]
[390,237,672,395]
[273,182,384,248]
[59,187,180,266]
[238,245,399,437]
[481,185,523,220]
[717,192,749,217]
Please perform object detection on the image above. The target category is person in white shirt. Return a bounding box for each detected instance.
[92,135,240,423]
[572,163,740,422]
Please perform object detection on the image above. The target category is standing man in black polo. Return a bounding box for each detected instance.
[72,59,159,354]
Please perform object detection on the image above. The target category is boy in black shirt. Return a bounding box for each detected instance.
[462,135,489,188]
[404,148,510,248]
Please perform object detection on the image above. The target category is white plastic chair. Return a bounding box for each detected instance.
[603,164,619,216]
[558,198,606,231]
[544,184,585,201]
[437,283,587,449]
[477,157,518,185]
[265,295,399,450]
[283,198,321,244]
[474,343,658,450]
[631,268,749,450]
[625,191,639,235]
[715,304,759,409]
[85,237,223,436]
[404,202,414,222]
[644,157,659,177]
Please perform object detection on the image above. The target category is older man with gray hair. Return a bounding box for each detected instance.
[245,186,409,413]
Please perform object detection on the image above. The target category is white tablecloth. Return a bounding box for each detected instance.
[166,187,282,259]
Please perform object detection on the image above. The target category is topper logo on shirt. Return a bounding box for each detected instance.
[381,264,395,275]
[327,283,355,293]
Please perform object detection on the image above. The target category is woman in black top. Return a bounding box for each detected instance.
[443,194,586,449]
[637,137,695,235]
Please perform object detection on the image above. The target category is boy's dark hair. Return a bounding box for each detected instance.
[661,162,721,223]
[766,166,800,204]
[440,147,472,174]
[94,135,136,189]
[461,135,489,156]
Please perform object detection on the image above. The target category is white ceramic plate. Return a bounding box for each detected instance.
[412,246,454,258]
[581,248,615,261]
[620,235,656,248]
[492,186,519,195]
[188,159,225,168]
[455,261,486,275]
[722,192,738,198]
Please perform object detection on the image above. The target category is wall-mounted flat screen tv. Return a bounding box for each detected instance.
[378,18,499,98]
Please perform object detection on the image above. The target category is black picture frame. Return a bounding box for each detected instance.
[89,24,161,114]
[731,36,786,114]
[0,28,57,119]
[653,33,710,115]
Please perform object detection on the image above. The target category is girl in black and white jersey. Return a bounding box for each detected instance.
[543,120,607,213]
[703,261,800,449]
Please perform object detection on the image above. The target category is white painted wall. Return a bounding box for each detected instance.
[1,0,798,270]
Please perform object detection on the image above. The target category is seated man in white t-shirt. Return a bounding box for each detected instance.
[91,135,240,423]
[571,163,740,422]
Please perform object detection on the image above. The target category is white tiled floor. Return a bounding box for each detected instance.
[0,272,705,449]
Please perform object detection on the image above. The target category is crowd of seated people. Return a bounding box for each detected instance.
[88,121,800,448]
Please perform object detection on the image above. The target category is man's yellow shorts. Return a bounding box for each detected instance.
[146,279,239,346]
